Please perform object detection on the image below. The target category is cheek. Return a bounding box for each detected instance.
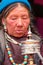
[7,20,15,25]
[24,20,30,28]
[6,20,16,28]
[6,20,16,32]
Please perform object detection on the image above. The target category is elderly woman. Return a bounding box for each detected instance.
[0,0,43,65]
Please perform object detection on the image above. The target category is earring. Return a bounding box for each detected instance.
[3,23,7,31]
[28,25,32,38]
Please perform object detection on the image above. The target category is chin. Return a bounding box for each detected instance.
[13,34,24,38]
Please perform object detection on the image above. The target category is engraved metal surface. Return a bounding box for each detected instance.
[21,39,40,55]
[21,43,40,54]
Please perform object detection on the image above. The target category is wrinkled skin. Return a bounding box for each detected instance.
[2,3,30,37]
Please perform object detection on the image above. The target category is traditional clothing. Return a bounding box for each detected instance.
[0,29,42,65]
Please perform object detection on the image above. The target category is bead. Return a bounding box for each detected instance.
[9,57,13,61]
[6,44,28,65]
[16,64,18,65]
[9,54,12,57]
[6,45,9,48]
[24,58,27,61]
[23,61,27,64]
[24,55,28,59]
[11,59,14,63]
[8,51,11,55]
[18,64,21,65]
[13,63,16,65]
[29,61,33,64]
[7,48,10,51]
[22,64,24,65]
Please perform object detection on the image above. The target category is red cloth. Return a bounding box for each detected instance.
[34,0,43,5]
[35,17,43,38]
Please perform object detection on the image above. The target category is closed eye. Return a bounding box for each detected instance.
[22,16,29,19]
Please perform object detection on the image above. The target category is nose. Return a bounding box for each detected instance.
[17,18,23,27]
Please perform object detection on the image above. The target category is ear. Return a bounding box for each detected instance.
[2,18,5,24]
[2,18,7,31]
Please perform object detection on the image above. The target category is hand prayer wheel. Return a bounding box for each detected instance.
[21,26,43,65]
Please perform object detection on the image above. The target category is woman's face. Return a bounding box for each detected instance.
[3,4,30,37]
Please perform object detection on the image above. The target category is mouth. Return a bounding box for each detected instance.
[16,30,23,33]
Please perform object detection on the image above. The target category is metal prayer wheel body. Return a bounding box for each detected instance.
[21,39,40,54]
[21,39,40,65]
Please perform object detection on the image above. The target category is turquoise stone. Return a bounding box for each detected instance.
[23,61,27,64]
[6,44,28,65]
[13,63,16,65]
[8,51,11,54]
[9,57,13,60]
[24,55,28,58]
[18,64,22,65]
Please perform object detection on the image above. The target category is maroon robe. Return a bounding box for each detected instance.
[1,34,43,65]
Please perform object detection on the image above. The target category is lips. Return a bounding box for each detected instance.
[16,30,23,33]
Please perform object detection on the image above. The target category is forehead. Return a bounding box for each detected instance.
[3,3,30,18]
[11,6,28,12]
[7,4,29,16]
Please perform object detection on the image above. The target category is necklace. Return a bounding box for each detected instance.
[6,43,28,65]
[5,32,24,46]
